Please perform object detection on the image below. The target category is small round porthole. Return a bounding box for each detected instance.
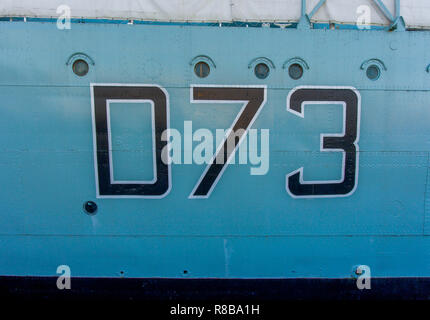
[254,63,270,79]
[194,61,210,78]
[288,63,303,80]
[72,59,89,77]
[83,201,97,215]
[366,64,380,81]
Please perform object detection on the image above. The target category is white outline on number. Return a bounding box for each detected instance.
[90,83,171,199]
[285,85,361,199]
[189,84,267,199]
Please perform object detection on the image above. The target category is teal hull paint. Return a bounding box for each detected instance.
[0,236,429,278]
[0,22,429,278]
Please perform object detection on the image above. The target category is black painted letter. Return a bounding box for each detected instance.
[92,84,170,198]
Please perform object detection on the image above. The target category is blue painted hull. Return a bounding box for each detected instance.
[0,21,429,284]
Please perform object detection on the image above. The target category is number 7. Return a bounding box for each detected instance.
[189,85,267,199]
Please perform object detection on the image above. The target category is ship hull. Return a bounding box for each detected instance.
[0,21,429,297]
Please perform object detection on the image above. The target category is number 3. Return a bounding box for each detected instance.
[286,86,361,198]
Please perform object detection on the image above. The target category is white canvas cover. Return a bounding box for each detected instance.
[1,0,430,29]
